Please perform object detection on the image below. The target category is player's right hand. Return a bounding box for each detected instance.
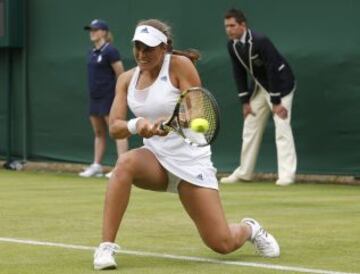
[137,118,168,138]
[136,118,156,138]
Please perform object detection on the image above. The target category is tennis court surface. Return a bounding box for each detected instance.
[0,170,359,274]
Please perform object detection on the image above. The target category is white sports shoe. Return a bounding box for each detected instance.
[220,168,252,184]
[93,242,120,270]
[241,218,280,257]
[276,179,295,186]
[79,163,103,178]
[105,170,113,179]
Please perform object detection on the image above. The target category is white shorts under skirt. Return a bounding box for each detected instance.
[142,146,219,193]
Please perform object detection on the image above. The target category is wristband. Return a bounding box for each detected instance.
[127,117,143,134]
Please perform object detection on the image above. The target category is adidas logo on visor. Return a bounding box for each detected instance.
[140,27,149,33]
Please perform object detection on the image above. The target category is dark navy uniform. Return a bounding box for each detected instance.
[221,28,297,185]
[87,42,121,116]
[227,29,295,105]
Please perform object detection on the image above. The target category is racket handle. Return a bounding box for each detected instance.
[160,122,172,133]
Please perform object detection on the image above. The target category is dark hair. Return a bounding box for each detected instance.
[224,8,247,24]
[137,19,201,63]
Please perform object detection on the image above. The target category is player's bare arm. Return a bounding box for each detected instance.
[170,55,201,90]
[109,69,134,139]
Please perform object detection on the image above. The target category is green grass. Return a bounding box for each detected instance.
[0,169,359,274]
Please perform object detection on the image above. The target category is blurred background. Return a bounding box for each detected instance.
[0,0,359,175]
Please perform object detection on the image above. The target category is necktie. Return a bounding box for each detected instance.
[237,41,246,54]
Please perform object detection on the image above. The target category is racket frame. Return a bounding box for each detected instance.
[161,87,220,147]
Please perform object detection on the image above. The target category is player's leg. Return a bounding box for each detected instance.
[104,116,128,178]
[94,148,168,270]
[268,91,297,185]
[115,139,128,157]
[178,182,250,253]
[102,148,168,242]
[178,182,280,256]
[80,116,107,177]
[221,87,271,183]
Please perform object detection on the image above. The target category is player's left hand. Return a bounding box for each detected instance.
[153,119,169,137]
[272,104,288,119]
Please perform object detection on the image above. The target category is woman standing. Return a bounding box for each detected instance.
[80,19,128,178]
[93,19,280,270]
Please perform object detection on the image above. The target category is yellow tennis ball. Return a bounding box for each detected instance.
[190,118,209,133]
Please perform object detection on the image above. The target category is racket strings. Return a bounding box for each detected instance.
[179,89,218,145]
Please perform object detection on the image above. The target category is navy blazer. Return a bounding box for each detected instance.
[227,29,295,104]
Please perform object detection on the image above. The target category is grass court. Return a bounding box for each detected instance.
[0,170,359,274]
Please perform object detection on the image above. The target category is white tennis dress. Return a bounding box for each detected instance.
[127,54,218,192]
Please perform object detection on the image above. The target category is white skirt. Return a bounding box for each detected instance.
[143,134,218,193]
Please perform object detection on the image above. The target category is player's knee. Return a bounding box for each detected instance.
[206,237,234,255]
[113,152,136,177]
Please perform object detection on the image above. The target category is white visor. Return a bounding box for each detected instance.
[132,25,168,47]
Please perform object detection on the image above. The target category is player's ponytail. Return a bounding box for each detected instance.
[137,19,201,64]
[167,38,201,63]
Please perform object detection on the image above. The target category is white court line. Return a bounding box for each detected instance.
[0,237,357,274]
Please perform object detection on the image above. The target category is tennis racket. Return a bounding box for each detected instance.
[160,87,220,147]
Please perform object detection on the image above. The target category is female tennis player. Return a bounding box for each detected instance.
[93,19,280,270]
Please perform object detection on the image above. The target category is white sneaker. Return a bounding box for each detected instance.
[241,218,280,257]
[220,168,252,184]
[93,242,120,270]
[79,163,103,178]
[105,170,113,179]
[276,179,295,186]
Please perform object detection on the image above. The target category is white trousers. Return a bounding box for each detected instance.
[236,86,297,182]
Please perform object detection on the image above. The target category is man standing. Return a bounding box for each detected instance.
[221,8,297,186]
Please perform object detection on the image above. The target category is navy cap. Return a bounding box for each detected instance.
[84,19,109,31]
